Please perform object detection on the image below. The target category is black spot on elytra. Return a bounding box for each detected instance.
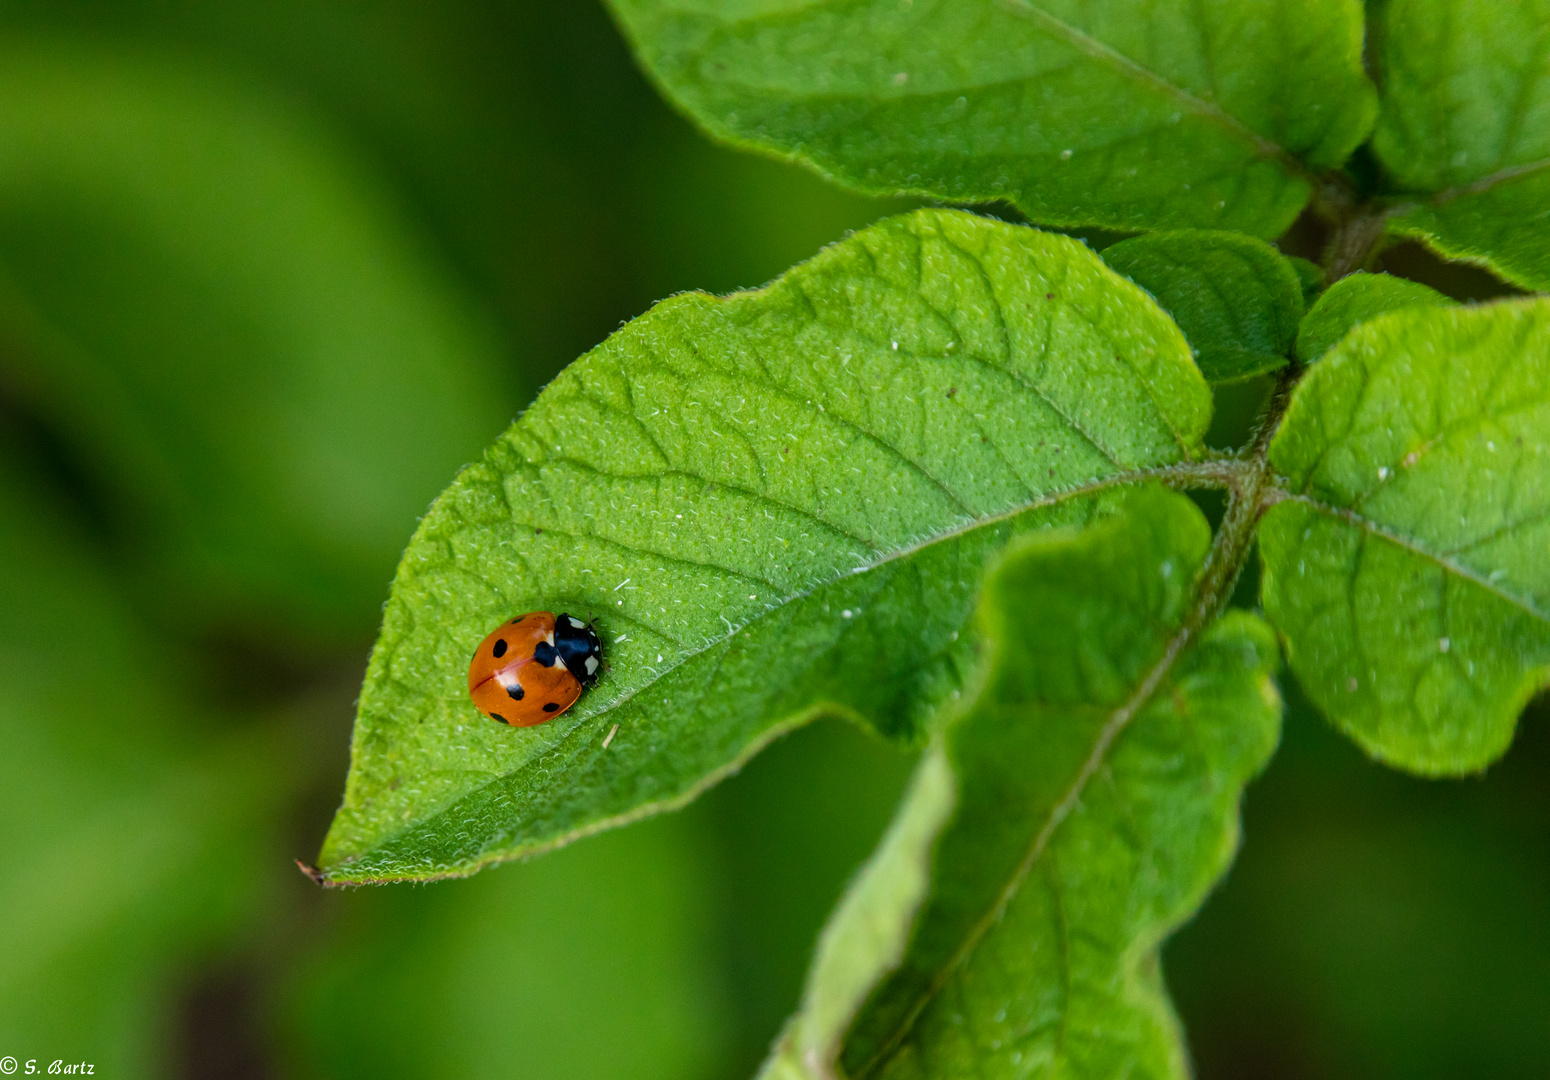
[533,640,560,667]
[506,683,524,701]
[543,702,560,712]
[492,638,508,658]
[490,712,510,724]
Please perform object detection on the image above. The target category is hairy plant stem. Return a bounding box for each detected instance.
[1191,197,1389,630]
[1322,211,1387,280]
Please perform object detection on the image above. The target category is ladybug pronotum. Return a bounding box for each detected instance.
[467,611,602,726]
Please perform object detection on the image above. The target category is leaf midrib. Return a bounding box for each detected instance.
[850,555,1209,1078]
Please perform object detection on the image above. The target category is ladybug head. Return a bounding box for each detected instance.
[553,612,603,686]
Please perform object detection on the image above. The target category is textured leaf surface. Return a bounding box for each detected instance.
[608,0,1376,236]
[764,487,1281,1079]
[1102,230,1303,381]
[320,209,1211,882]
[1262,300,1550,774]
[1375,0,1550,291]
[0,40,509,640]
[1294,272,1451,363]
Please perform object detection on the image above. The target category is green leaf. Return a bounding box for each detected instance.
[607,0,1376,236]
[1374,0,1550,291]
[1286,256,1327,308]
[1102,230,1303,381]
[1294,271,1452,363]
[319,208,1212,883]
[0,40,510,640]
[1262,299,1550,774]
[763,485,1281,1079]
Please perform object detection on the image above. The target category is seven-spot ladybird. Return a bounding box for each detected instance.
[468,611,602,726]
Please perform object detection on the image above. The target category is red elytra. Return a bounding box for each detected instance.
[467,611,585,726]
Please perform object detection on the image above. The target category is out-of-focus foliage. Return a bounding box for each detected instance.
[0,38,510,642]
[1168,691,1550,1080]
[0,458,276,1075]
[285,722,917,1080]
[287,813,737,1080]
[1376,0,1550,292]
[0,2,1546,1079]
[0,1,909,1075]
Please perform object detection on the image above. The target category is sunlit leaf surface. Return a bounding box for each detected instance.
[320,209,1212,882]
[1263,300,1550,773]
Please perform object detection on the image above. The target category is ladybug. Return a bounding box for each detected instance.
[468,611,602,726]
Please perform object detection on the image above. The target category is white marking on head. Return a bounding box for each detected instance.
[585,656,599,674]
[569,616,585,629]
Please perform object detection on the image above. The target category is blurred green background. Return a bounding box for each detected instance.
[0,3,1545,1077]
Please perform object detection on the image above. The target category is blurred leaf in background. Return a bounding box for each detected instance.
[0,0,904,650]
[284,814,736,1080]
[283,721,915,1080]
[0,455,305,1075]
[0,36,512,645]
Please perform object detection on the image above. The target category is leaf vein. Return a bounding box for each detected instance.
[1277,492,1550,623]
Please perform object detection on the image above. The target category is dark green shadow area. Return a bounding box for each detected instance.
[1167,685,1550,1080]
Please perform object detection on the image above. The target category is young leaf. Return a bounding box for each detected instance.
[606,0,1376,237]
[1102,230,1304,382]
[319,209,1212,883]
[764,486,1281,1079]
[1286,256,1326,309]
[1262,300,1550,775]
[1375,0,1550,291]
[1294,272,1451,364]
